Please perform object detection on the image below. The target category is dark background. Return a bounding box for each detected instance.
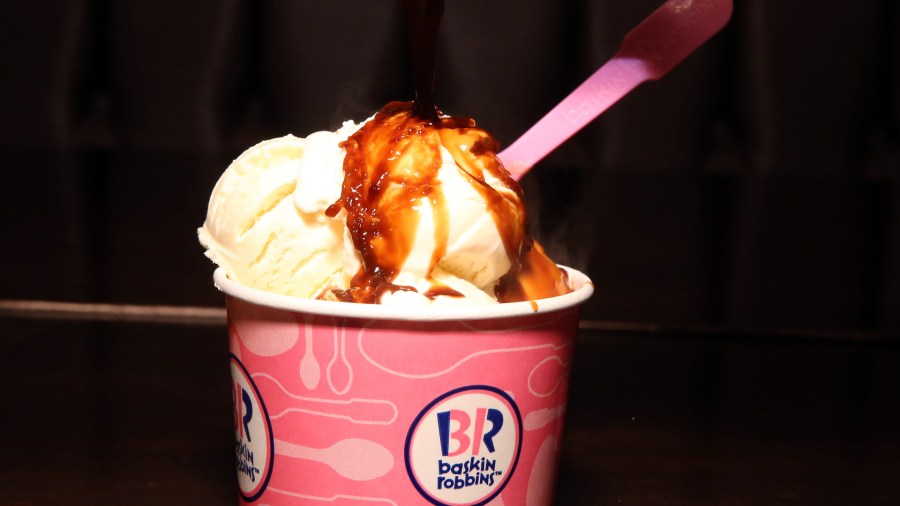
[2,2,900,504]
[0,0,897,333]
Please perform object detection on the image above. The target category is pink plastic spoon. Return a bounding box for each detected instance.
[499,0,733,179]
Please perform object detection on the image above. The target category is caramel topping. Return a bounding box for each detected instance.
[326,101,570,304]
[323,0,569,304]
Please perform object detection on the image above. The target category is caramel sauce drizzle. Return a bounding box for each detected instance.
[322,0,569,304]
[325,102,570,304]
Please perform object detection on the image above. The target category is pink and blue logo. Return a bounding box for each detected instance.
[230,354,274,502]
[405,386,522,505]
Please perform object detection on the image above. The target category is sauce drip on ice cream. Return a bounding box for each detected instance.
[321,0,569,304]
[325,101,569,304]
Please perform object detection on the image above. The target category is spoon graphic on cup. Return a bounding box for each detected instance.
[299,316,321,390]
[499,0,733,179]
[275,437,394,481]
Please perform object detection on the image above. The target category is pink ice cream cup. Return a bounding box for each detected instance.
[215,266,593,506]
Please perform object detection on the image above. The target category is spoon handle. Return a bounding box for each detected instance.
[500,59,644,177]
[499,0,733,179]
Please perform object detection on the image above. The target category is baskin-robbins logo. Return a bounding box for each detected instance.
[405,385,523,505]
[230,354,274,502]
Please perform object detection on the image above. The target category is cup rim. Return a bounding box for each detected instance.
[214,266,593,321]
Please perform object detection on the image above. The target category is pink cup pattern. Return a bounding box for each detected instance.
[221,269,591,506]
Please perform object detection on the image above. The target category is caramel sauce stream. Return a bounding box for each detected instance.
[323,0,568,304]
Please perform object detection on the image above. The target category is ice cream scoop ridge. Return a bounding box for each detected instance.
[200,101,570,305]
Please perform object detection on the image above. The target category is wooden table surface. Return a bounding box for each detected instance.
[1,314,898,505]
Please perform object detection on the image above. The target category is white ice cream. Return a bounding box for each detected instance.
[199,119,516,305]
[199,135,344,298]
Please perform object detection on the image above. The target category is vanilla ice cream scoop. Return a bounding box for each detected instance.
[200,101,570,305]
[198,135,346,299]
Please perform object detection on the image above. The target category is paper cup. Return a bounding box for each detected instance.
[215,266,593,506]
